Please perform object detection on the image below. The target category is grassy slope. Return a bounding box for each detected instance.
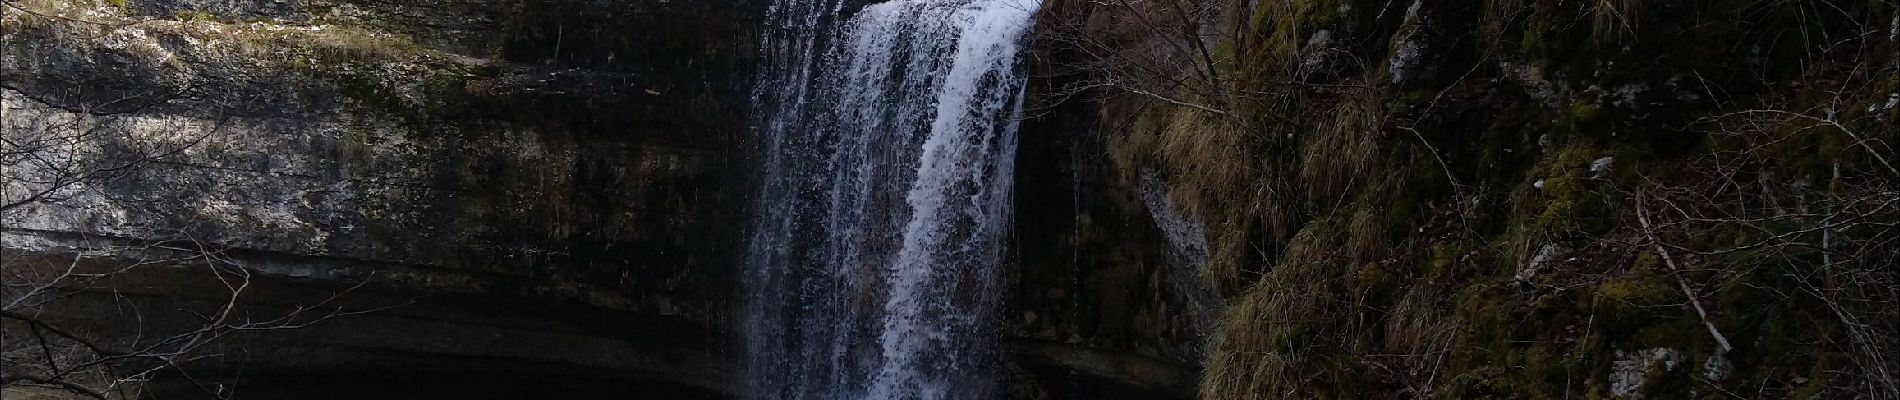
[1036,0,1899,398]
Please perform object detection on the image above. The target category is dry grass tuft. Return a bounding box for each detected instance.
[1588,0,1641,44]
[1297,91,1384,207]
[1202,215,1358,398]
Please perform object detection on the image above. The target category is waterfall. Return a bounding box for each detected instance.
[743,0,1042,399]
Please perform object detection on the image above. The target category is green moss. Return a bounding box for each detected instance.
[305,1,337,18]
[1471,102,1544,188]
[1384,88,1437,111]
[1428,241,1466,278]
[1569,99,1605,124]
[175,9,216,22]
[1450,284,1528,396]
[1452,284,1511,347]
[1591,258,1674,331]
[1231,0,1349,83]
[1443,242,1608,398]
[1515,346,1561,398]
[1519,18,1550,61]
[1162,0,1890,397]
[1528,142,1609,237]
[1352,261,1394,300]
[1515,1,1595,72]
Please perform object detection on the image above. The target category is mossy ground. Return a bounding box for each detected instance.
[1043,0,1899,397]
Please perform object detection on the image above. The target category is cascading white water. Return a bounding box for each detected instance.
[743,0,1042,398]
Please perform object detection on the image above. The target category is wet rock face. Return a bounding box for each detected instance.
[4,0,1197,396]
[4,0,760,313]
[3,0,760,394]
[997,4,1209,398]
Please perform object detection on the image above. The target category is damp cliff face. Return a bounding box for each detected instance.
[14,0,1883,397]
[1020,0,1898,398]
[3,0,763,395]
[3,0,1199,397]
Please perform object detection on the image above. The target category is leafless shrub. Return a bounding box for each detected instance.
[1631,102,1898,397]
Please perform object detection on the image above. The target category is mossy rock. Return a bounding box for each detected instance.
[1590,261,1675,333]
[1569,98,1606,125]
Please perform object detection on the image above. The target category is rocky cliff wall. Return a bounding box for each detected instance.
[4,0,763,395]
[3,0,1209,397]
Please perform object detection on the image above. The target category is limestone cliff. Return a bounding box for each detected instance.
[2,0,1197,398]
[4,0,760,396]
[9,0,1887,398]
